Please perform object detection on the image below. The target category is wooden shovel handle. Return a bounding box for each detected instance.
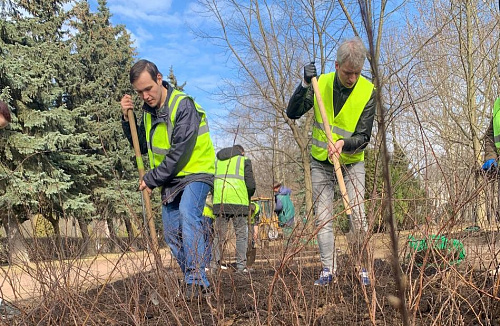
[311,77,352,216]
[127,109,160,254]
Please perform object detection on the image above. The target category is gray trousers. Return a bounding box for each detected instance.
[211,214,248,270]
[311,159,368,273]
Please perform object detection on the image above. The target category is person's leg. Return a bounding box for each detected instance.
[233,214,248,270]
[343,161,368,266]
[211,215,229,268]
[163,199,185,272]
[178,181,211,287]
[311,159,337,273]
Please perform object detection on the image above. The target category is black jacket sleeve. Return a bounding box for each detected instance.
[286,83,315,119]
[143,98,200,189]
[122,112,148,154]
[244,159,256,198]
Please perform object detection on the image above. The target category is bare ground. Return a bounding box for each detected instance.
[3,229,500,325]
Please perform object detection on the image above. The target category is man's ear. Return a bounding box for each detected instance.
[156,73,162,84]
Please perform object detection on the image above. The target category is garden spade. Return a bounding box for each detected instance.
[127,109,161,265]
[310,74,352,218]
[246,240,256,267]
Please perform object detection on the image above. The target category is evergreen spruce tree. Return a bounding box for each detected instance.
[0,0,81,261]
[167,66,186,91]
[0,0,140,259]
[66,0,139,253]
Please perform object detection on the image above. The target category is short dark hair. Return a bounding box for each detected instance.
[234,144,244,153]
[0,101,11,123]
[129,59,161,84]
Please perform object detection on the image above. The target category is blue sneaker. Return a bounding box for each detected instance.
[314,267,334,286]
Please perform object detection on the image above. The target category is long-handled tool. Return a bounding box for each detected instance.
[310,76,352,218]
[127,110,161,263]
[246,205,257,266]
[140,190,150,252]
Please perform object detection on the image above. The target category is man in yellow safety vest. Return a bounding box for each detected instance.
[212,145,256,273]
[287,37,376,286]
[120,60,215,299]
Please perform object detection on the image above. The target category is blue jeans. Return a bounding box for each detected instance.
[162,182,211,287]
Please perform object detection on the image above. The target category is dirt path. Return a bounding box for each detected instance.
[0,248,173,303]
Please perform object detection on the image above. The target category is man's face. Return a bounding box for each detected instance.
[335,61,362,88]
[0,115,8,129]
[132,71,163,108]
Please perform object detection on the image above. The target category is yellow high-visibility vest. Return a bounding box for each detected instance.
[144,89,215,176]
[213,155,249,206]
[311,72,374,165]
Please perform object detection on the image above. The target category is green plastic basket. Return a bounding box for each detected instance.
[407,234,466,266]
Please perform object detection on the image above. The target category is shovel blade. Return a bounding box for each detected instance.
[246,241,256,266]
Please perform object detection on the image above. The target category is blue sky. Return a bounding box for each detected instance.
[88,0,229,135]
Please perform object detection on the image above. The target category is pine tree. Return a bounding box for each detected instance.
[0,0,140,259]
[167,66,186,91]
[65,0,140,253]
[0,0,81,260]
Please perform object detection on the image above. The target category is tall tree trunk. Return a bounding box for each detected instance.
[122,215,136,250]
[45,211,62,259]
[77,216,93,255]
[4,210,29,265]
[464,0,486,228]
[106,217,119,252]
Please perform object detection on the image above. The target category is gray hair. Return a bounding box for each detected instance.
[336,37,367,69]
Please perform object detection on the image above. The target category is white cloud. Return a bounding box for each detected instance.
[132,25,154,49]
[107,0,173,15]
[108,4,181,26]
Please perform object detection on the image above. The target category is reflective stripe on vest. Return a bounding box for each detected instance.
[144,89,215,176]
[213,156,249,206]
[493,97,500,149]
[311,72,374,164]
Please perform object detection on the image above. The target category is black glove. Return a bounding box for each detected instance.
[303,62,317,84]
